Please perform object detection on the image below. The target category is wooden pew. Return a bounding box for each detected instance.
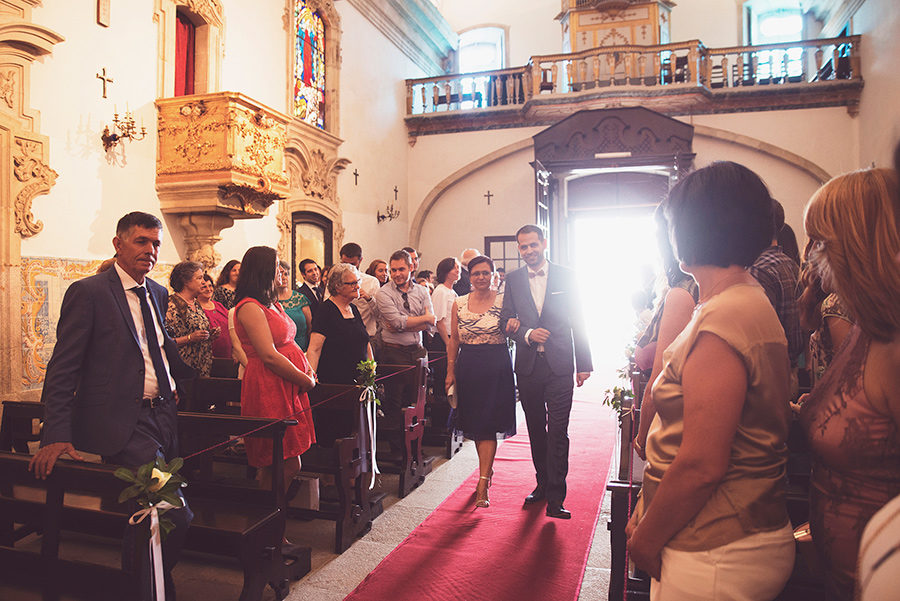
[183,376,243,414]
[376,359,434,498]
[297,383,383,553]
[184,376,383,553]
[421,350,464,459]
[0,400,305,601]
[0,451,143,601]
[606,366,650,601]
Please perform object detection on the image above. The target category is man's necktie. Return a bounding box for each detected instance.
[131,286,173,398]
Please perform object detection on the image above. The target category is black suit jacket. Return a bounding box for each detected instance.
[453,268,471,296]
[40,267,193,456]
[499,262,592,377]
[298,282,323,315]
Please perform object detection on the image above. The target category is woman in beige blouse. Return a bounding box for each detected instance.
[626,162,794,601]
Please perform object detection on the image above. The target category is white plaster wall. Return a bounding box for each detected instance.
[26,2,169,261]
[221,0,288,114]
[416,146,535,272]
[438,0,563,65]
[25,1,288,268]
[853,0,900,169]
[685,107,859,181]
[333,3,427,263]
[669,0,742,48]
[407,125,543,222]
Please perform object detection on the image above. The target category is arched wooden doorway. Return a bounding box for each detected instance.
[532,107,695,263]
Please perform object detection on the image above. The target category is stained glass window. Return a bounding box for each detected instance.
[294,1,326,129]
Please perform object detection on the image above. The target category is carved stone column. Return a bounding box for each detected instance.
[178,213,234,269]
[0,3,63,404]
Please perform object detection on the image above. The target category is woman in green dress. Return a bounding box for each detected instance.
[277,260,312,351]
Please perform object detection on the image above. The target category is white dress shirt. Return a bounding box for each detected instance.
[353,272,382,337]
[114,263,175,398]
[525,261,549,351]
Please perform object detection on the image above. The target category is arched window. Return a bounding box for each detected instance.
[744,1,804,80]
[458,26,505,73]
[294,0,326,129]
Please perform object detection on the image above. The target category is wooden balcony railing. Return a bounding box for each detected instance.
[405,35,862,122]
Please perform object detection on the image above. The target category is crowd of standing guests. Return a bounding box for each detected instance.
[627,151,900,601]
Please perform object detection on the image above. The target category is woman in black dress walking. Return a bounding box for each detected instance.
[445,255,516,508]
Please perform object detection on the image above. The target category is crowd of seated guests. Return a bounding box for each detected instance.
[626,146,900,601]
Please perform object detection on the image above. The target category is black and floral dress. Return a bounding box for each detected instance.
[165,294,213,377]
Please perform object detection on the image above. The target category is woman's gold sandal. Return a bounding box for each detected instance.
[475,476,491,508]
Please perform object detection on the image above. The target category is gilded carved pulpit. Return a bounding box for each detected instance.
[155,92,291,268]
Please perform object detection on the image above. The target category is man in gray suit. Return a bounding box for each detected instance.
[500,225,592,519]
[30,211,194,600]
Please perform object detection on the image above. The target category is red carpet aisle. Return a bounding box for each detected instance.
[344,392,618,601]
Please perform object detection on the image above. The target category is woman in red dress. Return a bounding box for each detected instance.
[234,246,316,491]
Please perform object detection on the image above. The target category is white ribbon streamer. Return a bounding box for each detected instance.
[359,387,380,489]
[129,501,177,601]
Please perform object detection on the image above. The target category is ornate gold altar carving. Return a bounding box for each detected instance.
[0,69,14,108]
[277,119,349,266]
[156,92,290,270]
[157,93,289,202]
[0,3,62,404]
[13,138,58,238]
[559,0,674,52]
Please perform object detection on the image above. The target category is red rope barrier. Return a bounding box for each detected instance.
[182,355,447,461]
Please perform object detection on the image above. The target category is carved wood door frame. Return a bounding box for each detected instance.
[532,107,695,265]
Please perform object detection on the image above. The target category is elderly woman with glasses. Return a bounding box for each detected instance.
[306,263,373,444]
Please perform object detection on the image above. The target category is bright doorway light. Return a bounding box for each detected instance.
[572,210,660,383]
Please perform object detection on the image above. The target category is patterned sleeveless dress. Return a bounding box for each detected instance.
[455,293,516,441]
[801,325,900,600]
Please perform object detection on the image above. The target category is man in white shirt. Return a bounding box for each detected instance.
[30,211,194,600]
[339,242,381,339]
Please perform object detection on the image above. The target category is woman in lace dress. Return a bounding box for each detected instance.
[446,255,516,508]
[801,168,900,600]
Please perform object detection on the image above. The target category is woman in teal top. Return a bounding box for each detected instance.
[277,260,312,350]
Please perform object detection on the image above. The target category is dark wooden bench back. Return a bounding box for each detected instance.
[182,376,242,413]
[0,401,43,453]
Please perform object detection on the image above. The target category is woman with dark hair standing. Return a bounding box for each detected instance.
[366,259,388,286]
[198,273,231,358]
[165,261,214,377]
[627,162,794,600]
[632,208,699,460]
[234,246,316,492]
[214,259,241,309]
[446,255,516,508]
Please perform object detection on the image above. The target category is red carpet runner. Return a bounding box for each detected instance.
[344,394,618,601]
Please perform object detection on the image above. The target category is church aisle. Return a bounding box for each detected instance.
[291,395,618,601]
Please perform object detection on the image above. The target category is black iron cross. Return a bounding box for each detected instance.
[484,190,493,205]
[353,169,359,185]
[96,67,114,99]
[394,186,399,201]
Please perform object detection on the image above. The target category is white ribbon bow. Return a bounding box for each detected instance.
[129,501,177,601]
[359,387,380,489]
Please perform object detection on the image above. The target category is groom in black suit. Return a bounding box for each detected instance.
[30,211,194,600]
[500,225,592,519]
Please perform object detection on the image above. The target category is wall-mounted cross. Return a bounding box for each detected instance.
[96,67,114,99]
[353,169,359,185]
[484,190,493,205]
[394,186,399,201]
